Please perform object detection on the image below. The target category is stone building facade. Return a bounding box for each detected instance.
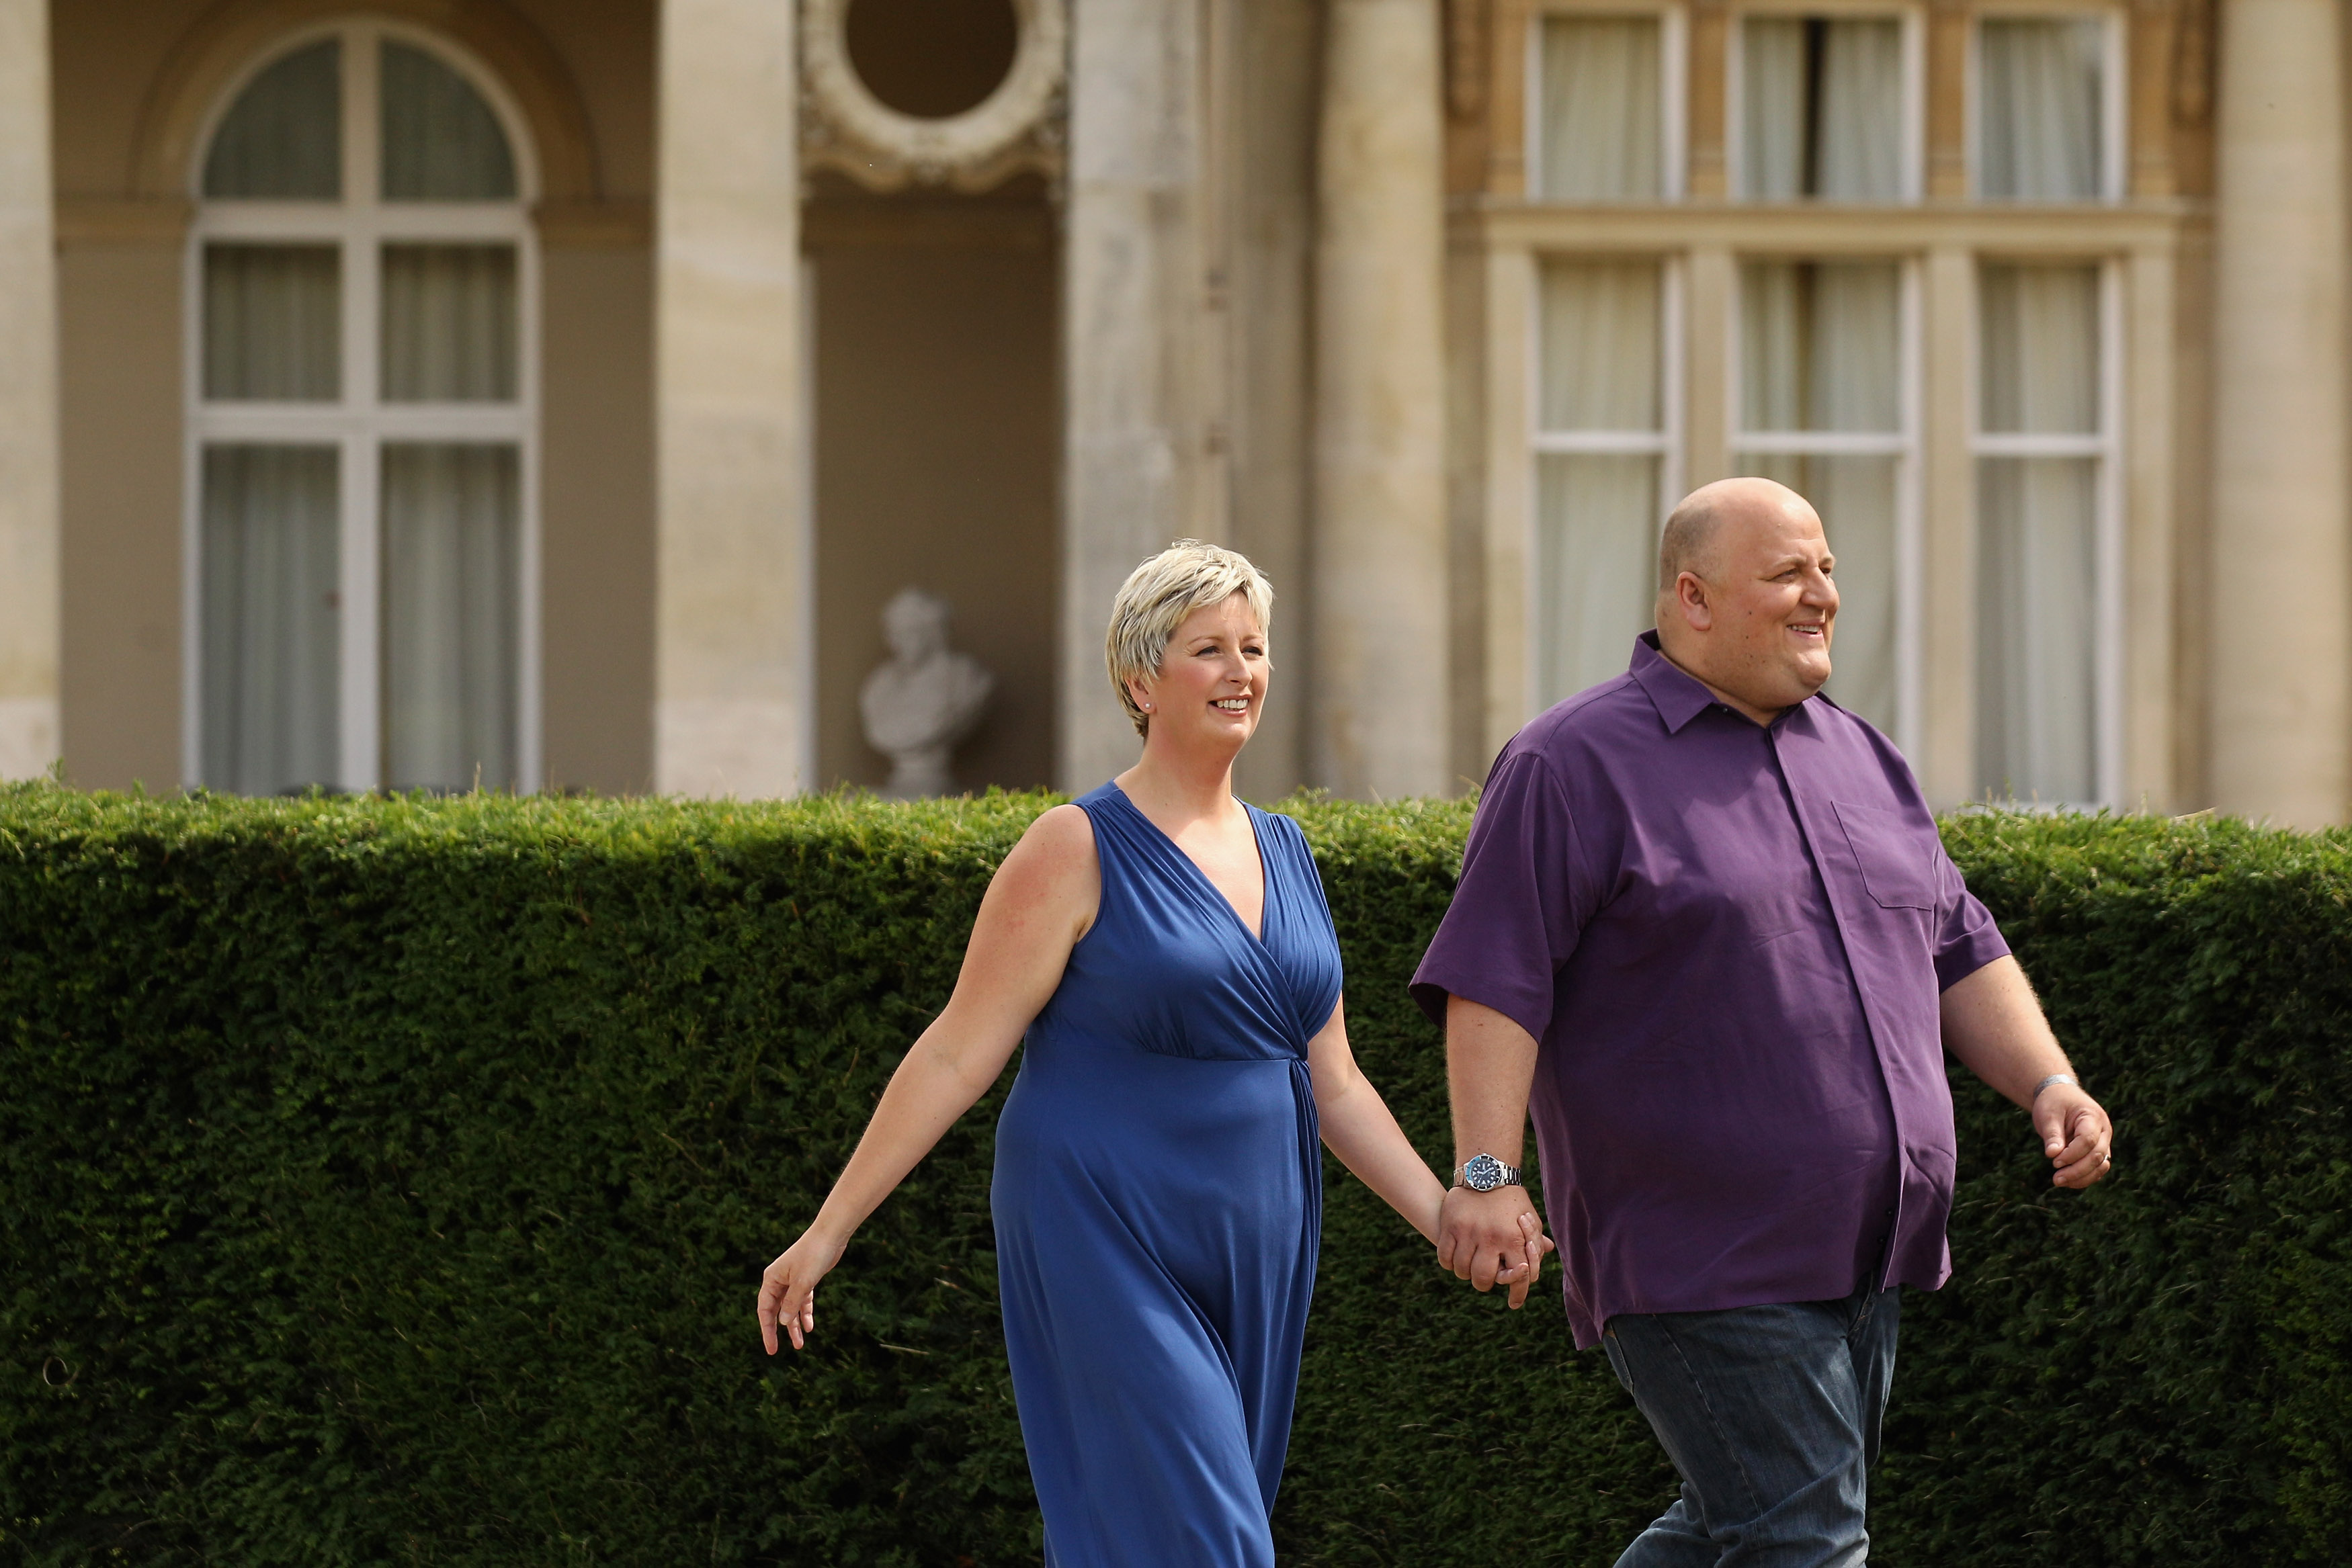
[0,0,2342,820]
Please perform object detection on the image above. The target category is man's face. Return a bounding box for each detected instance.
[1673,496,1838,718]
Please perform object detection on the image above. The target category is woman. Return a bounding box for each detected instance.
[757,541,1547,1567]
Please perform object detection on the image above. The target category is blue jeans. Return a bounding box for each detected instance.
[1600,1282,1900,1568]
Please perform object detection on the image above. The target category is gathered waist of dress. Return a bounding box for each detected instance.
[1021,1019,1308,1068]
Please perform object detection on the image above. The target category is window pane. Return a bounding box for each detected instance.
[381,245,518,401]
[1742,19,1904,201]
[1977,456,2097,801]
[202,445,341,794]
[1978,18,2103,200]
[383,444,519,791]
[1540,260,1662,431]
[203,40,341,200]
[1540,18,1662,201]
[1740,260,1900,433]
[1980,263,2099,433]
[204,245,341,401]
[1736,453,1899,735]
[381,41,517,200]
[1538,455,1661,704]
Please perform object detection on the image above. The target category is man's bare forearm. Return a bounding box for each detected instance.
[1447,994,1541,1165]
[1939,955,2070,1106]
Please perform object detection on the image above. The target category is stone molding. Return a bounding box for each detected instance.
[126,0,601,202]
[799,0,1068,193]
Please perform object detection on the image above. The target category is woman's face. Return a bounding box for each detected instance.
[1132,592,1269,753]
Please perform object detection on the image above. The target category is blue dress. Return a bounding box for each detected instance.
[993,783,1344,1567]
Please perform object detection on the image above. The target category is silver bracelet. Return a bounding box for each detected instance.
[2031,1073,2078,1100]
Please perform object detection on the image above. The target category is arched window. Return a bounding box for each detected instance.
[188,21,537,794]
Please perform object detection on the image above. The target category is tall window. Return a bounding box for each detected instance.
[1738,16,1909,201]
[1975,16,2111,200]
[189,24,536,795]
[1974,262,2111,802]
[1534,260,1675,703]
[1734,260,1910,737]
[1536,13,1677,201]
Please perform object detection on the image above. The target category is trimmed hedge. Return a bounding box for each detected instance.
[0,785,2347,1565]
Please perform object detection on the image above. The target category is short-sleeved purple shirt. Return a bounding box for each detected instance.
[1411,634,2009,1348]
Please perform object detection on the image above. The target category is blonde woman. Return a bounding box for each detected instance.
[757,541,1548,1567]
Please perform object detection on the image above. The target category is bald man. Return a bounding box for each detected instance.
[1416,480,2113,1565]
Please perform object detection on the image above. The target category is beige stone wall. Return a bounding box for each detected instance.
[806,194,1060,793]
[48,0,658,793]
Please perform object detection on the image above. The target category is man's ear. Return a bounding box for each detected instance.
[1675,571,1715,633]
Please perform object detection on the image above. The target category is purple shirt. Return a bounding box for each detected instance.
[1411,634,2009,1348]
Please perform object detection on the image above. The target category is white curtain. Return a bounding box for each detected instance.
[1536,261,1663,703]
[383,444,520,791]
[203,38,341,200]
[380,41,517,201]
[202,446,341,794]
[1540,18,1663,201]
[1978,263,2101,801]
[1738,261,1900,734]
[381,245,517,401]
[1742,19,1903,201]
[1978,19,2103,200]
[204,245,341,400]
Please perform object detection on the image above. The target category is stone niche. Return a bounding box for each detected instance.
[806,0,1064,793]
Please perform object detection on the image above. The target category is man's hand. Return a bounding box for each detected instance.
[2035,1083,2113,1190]
[1437,1185,1555,1309]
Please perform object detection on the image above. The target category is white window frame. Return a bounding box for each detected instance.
[1967,253,2124,806]
[1526,1,1691,203]
[181,17,543,793]
[1725,3,1926,204]
[1523,253,1686,716]
[1726,255,1923,752]
[1967,5,2128,203]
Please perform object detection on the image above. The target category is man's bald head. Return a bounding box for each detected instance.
[1658,476,1816,591]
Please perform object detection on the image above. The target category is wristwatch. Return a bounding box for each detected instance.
[1452,1153,1524,1192]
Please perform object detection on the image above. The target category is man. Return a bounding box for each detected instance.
[1414,478,2113,1565]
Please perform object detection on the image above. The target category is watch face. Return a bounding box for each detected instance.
[1464,1153,1503,1191]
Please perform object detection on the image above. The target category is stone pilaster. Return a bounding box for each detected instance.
[653,0,810,797]
[0,0,58,781]
[2208,0,2352,824]
[1059,0,1214,791]
[1313,0,1450,797]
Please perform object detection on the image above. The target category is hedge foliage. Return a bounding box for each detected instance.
[1,784,2348,1565]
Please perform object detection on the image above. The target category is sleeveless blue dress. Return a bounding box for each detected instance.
[993,783,1344,1567]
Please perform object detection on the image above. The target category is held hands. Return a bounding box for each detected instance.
[1436,1186,1556,1309]
[2035,1084,2115,1190]
[757,1226,847,1354]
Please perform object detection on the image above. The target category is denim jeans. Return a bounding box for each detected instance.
[1599,1281,1900,1568]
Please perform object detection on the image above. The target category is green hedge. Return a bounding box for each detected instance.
[1,785,2347,1565]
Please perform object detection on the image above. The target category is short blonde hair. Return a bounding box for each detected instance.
[1104,540,1275,736]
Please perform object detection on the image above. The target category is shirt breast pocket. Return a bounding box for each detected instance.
[1832,800,1936,910]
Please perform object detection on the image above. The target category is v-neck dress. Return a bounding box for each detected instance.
[992,782,1345,1568]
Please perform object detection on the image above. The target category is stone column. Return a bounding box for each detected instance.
[2208,0,2352,825]
[653,0,809,797]
[1313,0,1448,797]
[1060,0,1212,791]
[0,0,58,781]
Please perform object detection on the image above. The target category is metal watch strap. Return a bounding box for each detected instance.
[2031,1073,2078,1100]
[1452,1153,1523,1192]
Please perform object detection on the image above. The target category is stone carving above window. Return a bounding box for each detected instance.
[800,0,1068,193]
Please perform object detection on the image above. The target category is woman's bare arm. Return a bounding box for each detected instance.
[1307,998,1552,1305]
[757,803,1099,1352]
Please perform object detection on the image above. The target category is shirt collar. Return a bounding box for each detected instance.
[1630,631,1824,736]
[1629,631,1718,734]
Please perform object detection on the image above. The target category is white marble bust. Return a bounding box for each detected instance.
[860,588,994,799]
